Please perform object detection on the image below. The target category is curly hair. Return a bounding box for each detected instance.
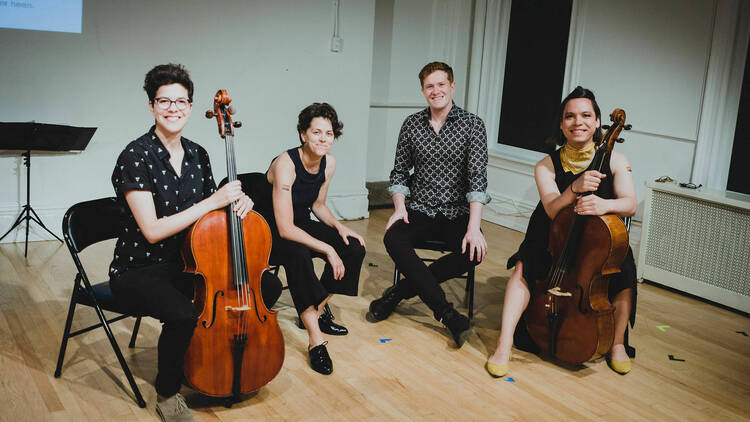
[297,102,344,143]
[418,61,454,87]
[549,86,603,146]
[143,63,194,103]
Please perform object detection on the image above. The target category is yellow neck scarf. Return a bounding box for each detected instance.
[560,142,595,174]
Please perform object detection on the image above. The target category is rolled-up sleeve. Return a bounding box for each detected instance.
[112,147,152,196]
[388,120,413,197]
[465,116,491,204]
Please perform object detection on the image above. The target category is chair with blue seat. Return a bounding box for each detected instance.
[54,197,146,408]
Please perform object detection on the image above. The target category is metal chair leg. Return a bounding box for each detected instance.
[467,267,475,321]
[128,316,141,348]
[54,293,78,377]
[94,306,146,408]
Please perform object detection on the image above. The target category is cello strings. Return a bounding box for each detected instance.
[229,133,250,336]
[226,133,240,337]
[226,132,247,337]
[228,131,252,337]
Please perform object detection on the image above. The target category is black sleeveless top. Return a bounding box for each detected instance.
[507,149,636,299]
[287,147,326,224]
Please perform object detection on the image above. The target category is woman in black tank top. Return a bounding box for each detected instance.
[262,103,366,375]
[486,87,638,377]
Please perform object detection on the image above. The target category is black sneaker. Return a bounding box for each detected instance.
[442,308,471,348]
[368,285,403,321]
[308,342,333,375]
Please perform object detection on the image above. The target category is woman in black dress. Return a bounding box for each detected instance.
[486,87,637,377]
[259,103,365,375]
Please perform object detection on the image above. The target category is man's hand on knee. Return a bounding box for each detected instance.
[461,228,487,262]
[385,207,409,231]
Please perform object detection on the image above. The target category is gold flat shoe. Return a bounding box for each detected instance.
[486,361,509,378]
[608,358,631,375]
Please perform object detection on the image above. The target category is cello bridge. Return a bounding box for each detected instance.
[547,287,572,297]
[224,305,252,312]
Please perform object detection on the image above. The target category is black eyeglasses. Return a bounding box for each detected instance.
[154,97,191,110]
[679,182,702,189]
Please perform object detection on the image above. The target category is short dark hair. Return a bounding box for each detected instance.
[297,102,344,143]
[550,86,603,146]
[418,61,454,87]
[143,63,194,103]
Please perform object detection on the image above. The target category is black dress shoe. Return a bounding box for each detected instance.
[442,308,471,348]
[297,312,349,335]
[369,285,403,321]
[308,342,333,375]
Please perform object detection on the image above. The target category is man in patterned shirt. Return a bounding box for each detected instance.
[109,64,279,422]
[369,62,490,348]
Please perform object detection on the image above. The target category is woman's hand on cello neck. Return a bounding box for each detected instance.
[209,180,254,219]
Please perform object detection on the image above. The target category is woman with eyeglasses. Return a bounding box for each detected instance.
[253,102,366,375]
[486,86,638,378]
[108,63,282,422]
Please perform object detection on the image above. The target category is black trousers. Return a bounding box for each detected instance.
[383,209,477,320]
[270,219,365,315]
[109,261,282,397]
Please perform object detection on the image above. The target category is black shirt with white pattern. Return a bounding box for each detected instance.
[388,102,491,219]
[108,125,217,279]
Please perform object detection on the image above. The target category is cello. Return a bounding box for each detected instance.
[181,90,284,404]
[525,109,632,364]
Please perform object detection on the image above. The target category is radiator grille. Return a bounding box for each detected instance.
[645,190,750,296]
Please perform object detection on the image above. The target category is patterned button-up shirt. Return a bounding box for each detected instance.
[108,126,217,279]
[388,103,491,219]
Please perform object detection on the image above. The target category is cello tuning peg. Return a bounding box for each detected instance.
[205,110,215,119]
[233,121,243,128]
[601,125,611,130]
[624,124,632,130]
[616,138,625,143]
[227,105,237,115]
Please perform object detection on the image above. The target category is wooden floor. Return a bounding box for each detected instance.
[1,208,748,421]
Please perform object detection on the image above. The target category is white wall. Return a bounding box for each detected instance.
[479,0,749,255]
[0,0,376,243]
[367,0,473,182]
[481,0,710,230]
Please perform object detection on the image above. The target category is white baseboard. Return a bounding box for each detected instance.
[480,191,643,259]
[326,189,370,221]
[0,188,371,245]
[482,190,537,233]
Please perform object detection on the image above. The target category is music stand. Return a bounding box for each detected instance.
[0,122,96,257]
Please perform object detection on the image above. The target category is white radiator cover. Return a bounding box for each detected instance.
[637,181,750,313]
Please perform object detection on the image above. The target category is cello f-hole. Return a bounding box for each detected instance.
[202,290,225,329]
[575,285,588,314]
[249,288,267,323]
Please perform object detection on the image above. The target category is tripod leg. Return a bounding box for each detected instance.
[25,207,30,257]
[28,206,63,242]
[0,208,28,242]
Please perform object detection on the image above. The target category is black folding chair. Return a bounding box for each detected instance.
[392,239,477,321]
[54,197,146,408]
